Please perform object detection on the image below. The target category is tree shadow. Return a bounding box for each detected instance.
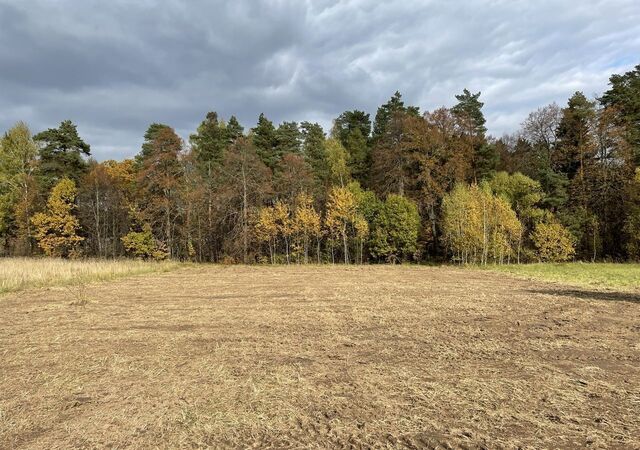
[525,287,640,304]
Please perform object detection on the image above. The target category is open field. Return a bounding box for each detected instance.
[0,258,183,294]
[1,265,638,448]
[482,262,640,291]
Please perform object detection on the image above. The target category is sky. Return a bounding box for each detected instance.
[1,0,639,161]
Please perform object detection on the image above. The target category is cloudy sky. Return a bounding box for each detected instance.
[1,0,639,160]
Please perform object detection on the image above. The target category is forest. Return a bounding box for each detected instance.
[1,64,639,264]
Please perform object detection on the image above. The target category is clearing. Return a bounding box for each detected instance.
[0,265,638,448]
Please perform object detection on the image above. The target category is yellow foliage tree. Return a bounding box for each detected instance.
[31,178,84,257]
[273,200,292,263]
[325,186,367,263]
[441,183,483,263]
[442,183,522,264]
[292,192,322,263]
[531,221,576,262]
[254,206,278,264]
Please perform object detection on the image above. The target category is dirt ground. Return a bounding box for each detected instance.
[1,265,638,449]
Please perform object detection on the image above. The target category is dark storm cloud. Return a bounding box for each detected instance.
[1,0,639,160]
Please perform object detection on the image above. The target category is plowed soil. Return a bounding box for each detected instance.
[1,265,638,448]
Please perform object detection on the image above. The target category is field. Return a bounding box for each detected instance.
[0,263,639,448]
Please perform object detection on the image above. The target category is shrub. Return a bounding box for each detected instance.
[532,221,576,262]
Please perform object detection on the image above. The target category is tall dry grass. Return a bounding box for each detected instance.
[0,257,182,294]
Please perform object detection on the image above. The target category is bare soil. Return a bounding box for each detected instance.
[1,265,638,449]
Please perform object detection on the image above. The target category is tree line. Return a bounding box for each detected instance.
[1,65,639,264]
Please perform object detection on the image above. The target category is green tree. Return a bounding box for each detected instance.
[275,121,302,156]
[600,64,640,164]
[555,92,596,178]
[333,110,371,145]
[31,178,83,257]
[488,172,544,223]
[344,128,369,184]
[368,194,420,262]
[0,122,39,254]
[226,116,244,143]
[325,138,350,187]
[251,113,278,169]
[189,112,228,168]
[300,121,327,183]
[452,89,487,137]
[452,89,491,181]
[372,91,419,142]
[34,120,90,187]
[475,143,499,180]
[137,123,172,164]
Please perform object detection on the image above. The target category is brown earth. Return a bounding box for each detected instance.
[0,265,638,449]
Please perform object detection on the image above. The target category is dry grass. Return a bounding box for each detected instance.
[0,257,182,294]
[0,265,638,448]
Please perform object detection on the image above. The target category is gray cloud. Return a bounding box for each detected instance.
[1,0,638,160]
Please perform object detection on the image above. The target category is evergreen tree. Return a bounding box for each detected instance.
[251,113,278,169]
[600,64,640,164]
[555,92,596,178]
[34,120,90,187]
[300,122,327,182]
[189,112,228,168]
[452,89,491,181]
[372,91,419,142]
[452,89,487,137]
[226,116,244,143]
[333,110,371,145]
[344,127,370,184]
[138,123,172,164]
[275,121,302,156]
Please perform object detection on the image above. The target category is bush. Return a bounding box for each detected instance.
[121,224,168,260]
[532,221,576,262]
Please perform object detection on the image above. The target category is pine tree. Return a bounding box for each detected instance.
[372,91,419,142]
[34,120,90,187]
[452,89,487,137]
[251,113,279,169]
[226,116,245,143]
[300,122,327,182]
[275,121,302,156]
[600,64,640,164]
[189,112,228,168]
